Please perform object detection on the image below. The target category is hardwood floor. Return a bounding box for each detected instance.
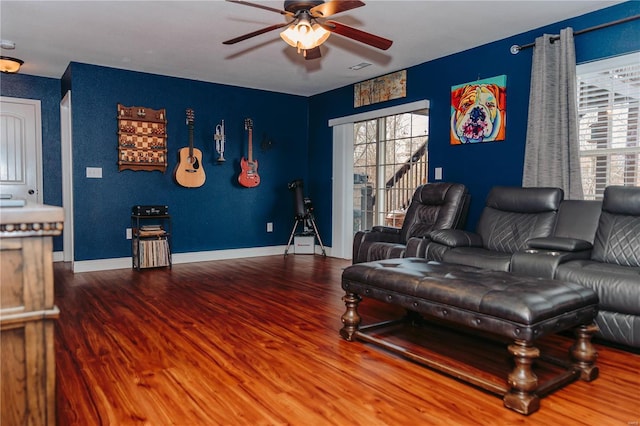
[52,256,639,425]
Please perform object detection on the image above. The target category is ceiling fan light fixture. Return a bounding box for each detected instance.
[280,24,300,48]
[280,17,330,51]
[0,56,24,73]
[308,24,330,48]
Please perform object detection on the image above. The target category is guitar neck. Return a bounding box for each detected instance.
[186,109,195,157]
[247,128,253,162]
[188,122,194,157]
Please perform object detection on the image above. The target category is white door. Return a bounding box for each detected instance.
[0,97,43,203]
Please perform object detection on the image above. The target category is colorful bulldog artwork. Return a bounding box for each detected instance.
[450,75,506,144]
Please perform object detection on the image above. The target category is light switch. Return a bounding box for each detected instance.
[86,167,102,178]
[435,167,443,180]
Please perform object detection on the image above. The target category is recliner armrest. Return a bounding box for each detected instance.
[429,229,483,248]
[353,227,403,263]
[405,236,431,258]
[370,226,402,235]
[354,228,402,246]
[527,237,592,252]
[510,248,592,279]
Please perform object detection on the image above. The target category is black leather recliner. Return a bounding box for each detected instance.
[426,186,563,271]
[352,182,469,264]
[551,186,640,348]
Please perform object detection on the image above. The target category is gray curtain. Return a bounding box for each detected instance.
[522,28,583,199]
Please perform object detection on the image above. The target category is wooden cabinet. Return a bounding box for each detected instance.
[0,203,63,426]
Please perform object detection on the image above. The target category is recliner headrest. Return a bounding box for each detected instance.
[602,186,640,215]
[486,186,563,213]
[413,182,464,206]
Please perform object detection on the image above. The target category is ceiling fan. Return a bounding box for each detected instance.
[223,0,393,60]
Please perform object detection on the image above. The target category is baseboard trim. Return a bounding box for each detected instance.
[69,245,332,273]
[72,257,131,273]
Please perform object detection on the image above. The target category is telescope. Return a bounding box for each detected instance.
[284,179,326,256]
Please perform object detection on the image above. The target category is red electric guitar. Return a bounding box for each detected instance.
[238,118,260,188]
[174,108,206,188]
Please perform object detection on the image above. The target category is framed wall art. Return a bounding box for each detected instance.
[117,104,168,172]
[354,70,406,108]
[450,75,506,144]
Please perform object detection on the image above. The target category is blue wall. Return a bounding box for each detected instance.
[1,2,638,260]
[64,64,308,260]
[308,2,640,237]
[0,73,63,251]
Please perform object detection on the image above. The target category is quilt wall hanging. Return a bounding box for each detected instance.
[450,75,506,144]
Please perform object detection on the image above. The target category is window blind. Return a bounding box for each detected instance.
[577,54,640,199]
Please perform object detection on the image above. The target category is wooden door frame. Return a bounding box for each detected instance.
[60,91,74,265]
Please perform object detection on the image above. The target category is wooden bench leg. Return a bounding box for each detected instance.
[504,340,540,415]
[340,292,362,341]
[571,323,599,382]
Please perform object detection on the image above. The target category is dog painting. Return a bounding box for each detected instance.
[451,75,506,144]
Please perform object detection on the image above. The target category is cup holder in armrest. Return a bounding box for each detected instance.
[524,249,560,256]
[512,247,584,279]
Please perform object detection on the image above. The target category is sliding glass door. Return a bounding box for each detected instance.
[353,109,428,233]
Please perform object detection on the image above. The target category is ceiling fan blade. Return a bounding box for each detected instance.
[309,0,365,18]
[223,22,290,45]
[226,0,294,17]
[322,20,393,50]
[304,47,322,60]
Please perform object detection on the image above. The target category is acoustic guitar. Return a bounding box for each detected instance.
[238,118,260,188]
[174,108,206,188]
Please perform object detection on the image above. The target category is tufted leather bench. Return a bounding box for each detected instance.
[340,258,599,415]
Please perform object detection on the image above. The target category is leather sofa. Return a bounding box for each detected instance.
[425,186,563,271]
[352,182,469,264]
[521,186,640,348]
[424,185,640,349]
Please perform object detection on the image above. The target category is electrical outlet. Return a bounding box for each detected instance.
[126,228,132,239]
[267,222,273,232]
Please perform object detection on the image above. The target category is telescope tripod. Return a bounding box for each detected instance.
[284,214,326,256]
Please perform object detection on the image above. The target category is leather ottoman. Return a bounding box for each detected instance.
[340,258,599,415]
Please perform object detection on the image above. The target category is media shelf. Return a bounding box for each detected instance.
[131,210,171,270]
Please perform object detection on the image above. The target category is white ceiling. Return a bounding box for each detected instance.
[0,1,625,96]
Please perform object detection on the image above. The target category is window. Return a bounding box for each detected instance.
[353,109,428,232]
[577,53,640,199]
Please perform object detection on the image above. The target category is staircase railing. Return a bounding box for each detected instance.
[384,142,428,216]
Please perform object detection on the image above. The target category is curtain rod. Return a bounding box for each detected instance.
[510,14,640,54]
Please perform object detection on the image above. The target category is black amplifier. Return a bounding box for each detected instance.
[132,205,168,216]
